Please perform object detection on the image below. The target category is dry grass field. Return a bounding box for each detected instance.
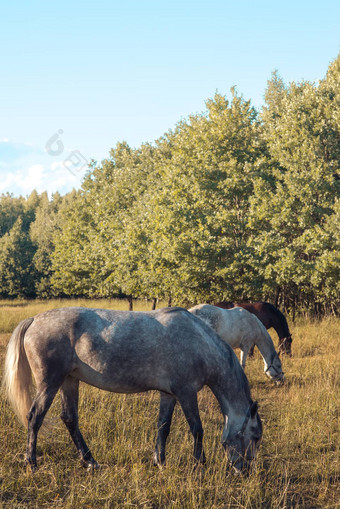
[0,299,339,508]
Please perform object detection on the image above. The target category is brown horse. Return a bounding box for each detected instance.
[214,302,292,356]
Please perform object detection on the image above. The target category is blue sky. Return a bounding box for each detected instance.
[1,0,339,197]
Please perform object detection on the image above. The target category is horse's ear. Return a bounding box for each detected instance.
[250,401,258,418]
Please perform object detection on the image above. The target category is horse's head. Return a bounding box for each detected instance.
[279,334,292,356]
[264,354,285,384]
[222,401,262,474]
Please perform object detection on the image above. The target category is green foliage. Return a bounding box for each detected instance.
[51,190,102,297]
[0,217,37,297]
[0,190,67,298]
[249,55,340,311]
[140,90,266,303]
[0,194,25,236]
[30,192,63,297]
[1,53,340,312]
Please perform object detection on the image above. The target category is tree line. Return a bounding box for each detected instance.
[1,54,339,315]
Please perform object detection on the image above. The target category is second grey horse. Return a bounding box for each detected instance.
[189,304,284,383]
[3,306,262,473]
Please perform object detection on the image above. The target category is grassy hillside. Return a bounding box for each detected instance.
[0,300,339,508]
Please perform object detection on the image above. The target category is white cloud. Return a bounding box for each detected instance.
[0,139,89,196]
[0,162,84,197]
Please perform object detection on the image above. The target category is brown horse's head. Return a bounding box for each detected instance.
[278,335,292,356]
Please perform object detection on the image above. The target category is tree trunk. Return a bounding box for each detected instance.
[292,297,296,323]
[168,295,172,307]
[152,298,157,310]
[275,286,281,308]
[127,295,133,311]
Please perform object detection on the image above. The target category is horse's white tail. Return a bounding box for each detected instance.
[2,317,34,427]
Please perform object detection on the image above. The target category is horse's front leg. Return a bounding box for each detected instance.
[240,347,250,370]
[176,388,206,464]
[153,391,176,467]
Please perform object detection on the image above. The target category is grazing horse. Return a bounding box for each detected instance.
[214,301,292,356]
[3,307,262,473]
[189,304,284,384]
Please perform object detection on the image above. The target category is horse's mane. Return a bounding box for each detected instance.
[261,302,291,335]
[161,306,251,398]
[161,306,189,314]
[190,307,251,399]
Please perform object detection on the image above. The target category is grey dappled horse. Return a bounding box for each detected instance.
[214,301,293,356]
[189,304,285,384]
[3,307,262,473]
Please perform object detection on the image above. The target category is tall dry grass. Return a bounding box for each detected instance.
[0,300,339,508]
[0,298,166,334]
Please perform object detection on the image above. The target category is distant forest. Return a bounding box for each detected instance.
[1,54,339,315]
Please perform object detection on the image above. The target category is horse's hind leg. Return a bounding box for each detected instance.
[26,383,60,472]
[240,348,248,369]
[59,376,98,471]
[176,389,206,464]
[153,391,176,467]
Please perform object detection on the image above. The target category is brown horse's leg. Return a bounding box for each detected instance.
[176,389,206,464]
[60,376,98,470]
[26,383,60,472]
[153,392,176,466]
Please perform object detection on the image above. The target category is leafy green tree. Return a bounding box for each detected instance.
[0,191,43,298]
[137,90,266,304]
[0,194,25,236]
[0,217,37,297]
[30,192,62,297]
[51,189,103,297]
[46,52,340,314]
[249,53,340,312]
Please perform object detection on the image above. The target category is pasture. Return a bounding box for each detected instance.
[0,299,339,508]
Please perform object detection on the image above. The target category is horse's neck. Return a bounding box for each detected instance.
[271,312,290,339]
[253,327,277,366]
[212,382,249,422]
[273,323,290,339]
[210,350,251,419]
[219,312,247,347]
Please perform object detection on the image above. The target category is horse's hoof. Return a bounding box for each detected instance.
[154,463,165,470]
[87,461,99,473]
[193,454,206,468]
[81,458,99,472]
[25,460,38,474]
[153,452,165,468]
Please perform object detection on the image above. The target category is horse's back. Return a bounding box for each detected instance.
[190,304,266,347]
[219,307,268,343]
[23,306,235,395]
[214,301,278,329]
